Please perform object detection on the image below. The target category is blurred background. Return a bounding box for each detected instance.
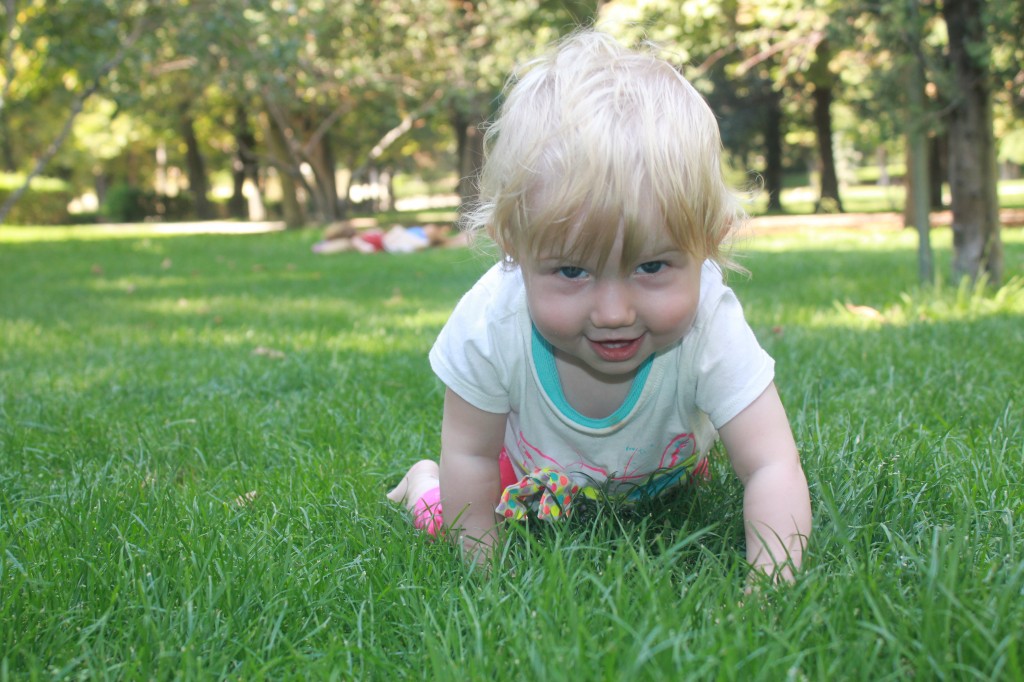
[1,0,1021,240]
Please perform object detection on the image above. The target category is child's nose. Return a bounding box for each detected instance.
[590,281,636,328]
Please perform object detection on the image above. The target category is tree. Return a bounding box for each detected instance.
[729,0,847,213]
[847,0,942,282]
[442,0,605,208]
[601,1,788,209]
[0,0,154,223]
[942,0,1003,283]
[807,38,843,213]
[900,1,935,283]
[6,0,1019,237]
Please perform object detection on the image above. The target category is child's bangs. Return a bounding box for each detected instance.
[522,172,670,271]
[524,184,618,266]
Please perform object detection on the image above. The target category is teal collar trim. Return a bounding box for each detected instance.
[531,326,653,429]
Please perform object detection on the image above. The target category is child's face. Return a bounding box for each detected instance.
[521,224,701,379]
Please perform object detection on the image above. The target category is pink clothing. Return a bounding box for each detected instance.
[412,449,518,536]
[412,487,444,536]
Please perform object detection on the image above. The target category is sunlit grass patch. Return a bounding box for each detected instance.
[889,274,1024,321]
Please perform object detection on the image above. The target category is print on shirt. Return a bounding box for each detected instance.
[507,430,704,510]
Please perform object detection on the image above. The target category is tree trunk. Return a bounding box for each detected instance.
[228,106,259,220]
[265,114,305,229]
[452,107,486,207]
[181,111,213,220]
[810,41,843,213]
[876,147,890,187]
[306,127,340,222]
[929,134,946,210]
[812,85,843,213]
[94,170,108,207]
[943,0,1002,283]
[764,90,784,212]
[229,161,246,219]
[904,39,933,283]
[0,108,15,171]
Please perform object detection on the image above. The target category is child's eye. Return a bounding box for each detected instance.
[558,266,587,279]
[636,261,665,274]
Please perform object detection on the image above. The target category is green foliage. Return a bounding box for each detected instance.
[2,0,1022,231]
[890,274,1024,322]
[0,175,73,225]
[99,184,199,223]
[99,183,151,223]
[0,174,70,192]
[0,225,1022,678]
[999,129,1024,165]
[854,163,907,185]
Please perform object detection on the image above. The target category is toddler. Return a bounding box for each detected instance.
[387,30,811,580]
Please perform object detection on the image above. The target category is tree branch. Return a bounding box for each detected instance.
[735,29,825,76]
[350,87,445,181]
[302,99,356,158]
[1,0,17,110]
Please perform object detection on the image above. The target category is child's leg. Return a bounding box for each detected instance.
[386,459,440,508]
[387,460,444,536]
[387,452,518,537]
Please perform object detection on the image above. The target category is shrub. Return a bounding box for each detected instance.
[99,184,206,223]
[152,193,195,221]
[100,183,154,223]
[0,186,73,225]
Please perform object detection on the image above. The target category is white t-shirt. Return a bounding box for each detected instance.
[429,260,774,500]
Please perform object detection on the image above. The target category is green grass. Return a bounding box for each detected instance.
[0,173,71,192]
[1,224,1023,680]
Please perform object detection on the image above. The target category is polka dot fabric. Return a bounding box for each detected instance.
[495,468,582,521]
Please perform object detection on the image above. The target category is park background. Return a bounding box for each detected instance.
[2,0,1024,679]
[1,0,1021,280]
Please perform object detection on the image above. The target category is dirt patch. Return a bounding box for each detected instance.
[746,208,1024,235]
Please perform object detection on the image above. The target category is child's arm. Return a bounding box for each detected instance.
[718,382,811,582]
[439,387,508,564]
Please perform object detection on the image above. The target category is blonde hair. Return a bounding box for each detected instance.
[462,30,745,272]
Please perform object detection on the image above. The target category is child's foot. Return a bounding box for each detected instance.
[386,460,440,511]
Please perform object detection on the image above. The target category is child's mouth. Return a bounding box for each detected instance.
[589,335,645,362]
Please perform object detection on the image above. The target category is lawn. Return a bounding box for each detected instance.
[1,223,1022,680]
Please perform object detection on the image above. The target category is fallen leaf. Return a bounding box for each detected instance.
[845,303,886,322]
